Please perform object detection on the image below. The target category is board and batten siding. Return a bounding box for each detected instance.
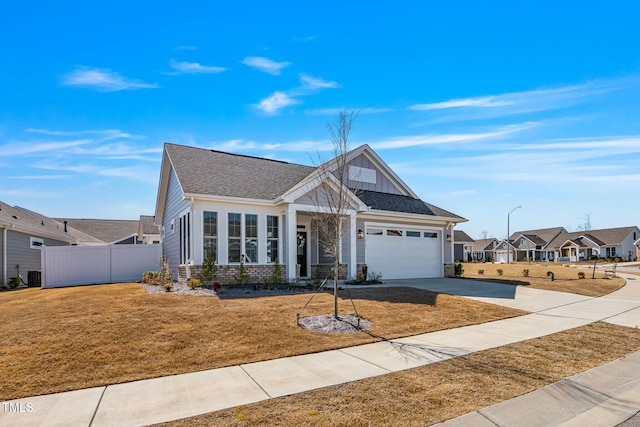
[5,230,68,279]
[344,153,403,195]
[162,167,190,278]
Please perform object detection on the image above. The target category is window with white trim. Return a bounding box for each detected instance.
[203,211,217,262]
[179,212,191,264]
[228,213,241,263]
[266,215,279,263]
[30,237,44,249]
[245,214,258,263]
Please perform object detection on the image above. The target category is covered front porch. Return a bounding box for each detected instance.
[284,206,358,282]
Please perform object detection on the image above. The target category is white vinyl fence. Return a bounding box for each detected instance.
[41,244,162,288]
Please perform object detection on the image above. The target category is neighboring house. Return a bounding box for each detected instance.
[154,143,467,283]
[493,239,518,264]
[509,227,567,262]
[55,218,143,245]
[545,226,640,262]
[138,215,161,244]
[453,230,474,262]
[0,202,76,286]
[471,238,499,262]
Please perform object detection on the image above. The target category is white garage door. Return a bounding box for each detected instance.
[365,226,442,279]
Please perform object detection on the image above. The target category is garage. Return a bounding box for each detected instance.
[365,225,442,279]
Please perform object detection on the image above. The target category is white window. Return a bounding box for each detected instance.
[228,213,241,263]
[245,214,258,263]
[203,211,217,262]
[30,237,44,250]
[266,215,279,263]
[179,213,191,264]
[227,213,260,263]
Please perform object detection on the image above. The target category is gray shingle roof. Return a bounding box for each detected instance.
[546,226,638,249]
[454,230,475,243]
[55,219,139,244]
[165,143,316,200]
[355,190,464,219]
[1,203,76,243]
[139,215,158,235]
[509,227,566,244]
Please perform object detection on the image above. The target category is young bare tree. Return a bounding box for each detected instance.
[310,109,358,317]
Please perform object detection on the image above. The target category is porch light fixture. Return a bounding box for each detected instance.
[446,233,452,242]
[357,228,364,239]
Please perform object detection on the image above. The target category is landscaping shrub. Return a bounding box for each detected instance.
[8,276,20,289]
[187,278,202,289]
[201,251,217,284]
[578,272,585,279]
[160,257,173,285]
[477,269,484,275]
[234,257,249,286]
[497,269,504,276]
[142,271,159,285]
[265,260,284,286]
[522,269,529,277]
[454,262,464,278]
[547,271,555,281]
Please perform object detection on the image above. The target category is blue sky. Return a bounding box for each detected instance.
[1,1,639,239]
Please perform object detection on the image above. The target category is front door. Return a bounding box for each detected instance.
[297,232,308,277]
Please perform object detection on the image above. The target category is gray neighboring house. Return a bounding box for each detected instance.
[545,226,640,262]
[470,238,499,262]
[0,202,76,286]
[508,227,567,262]
[138,215,161,244]
[154,142,467,283]
[453,230,474,262]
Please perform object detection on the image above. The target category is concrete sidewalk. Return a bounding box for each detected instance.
[2,275,640,426]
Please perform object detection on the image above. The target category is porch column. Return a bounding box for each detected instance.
[285,205,297,282]
[349,212,357,279]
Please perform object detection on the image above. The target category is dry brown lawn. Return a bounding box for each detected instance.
[158,322,640,427]
[462,262,625,296]
[0,284,525,401]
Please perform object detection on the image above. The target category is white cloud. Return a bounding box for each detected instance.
[254,74,340,115]
[174,45,197,51]
[300,74,339,89]
[241,56,291,75]
[256,92,300,114]
[0,139,92,156]
[409,96,512,110]
[408,76,638,117]
[369,123,537,149]
[169,59,226,74]
[62,67,158,91]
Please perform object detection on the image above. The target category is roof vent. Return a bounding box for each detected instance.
[12,215,18,219]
